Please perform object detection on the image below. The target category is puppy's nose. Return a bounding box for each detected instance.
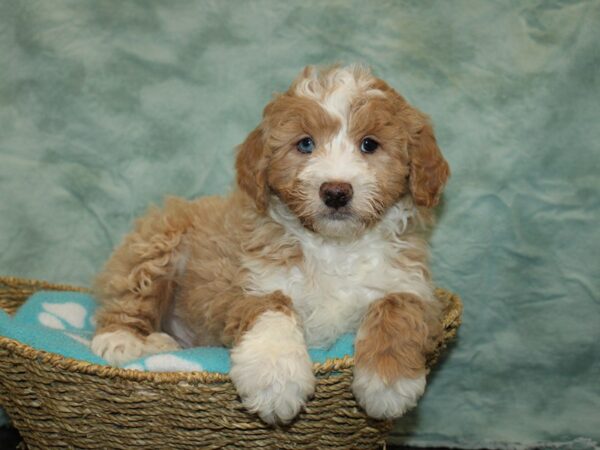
[319,182,353,208]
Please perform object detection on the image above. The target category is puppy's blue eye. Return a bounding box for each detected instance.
[360,138,379,153]
[297,137,315,154]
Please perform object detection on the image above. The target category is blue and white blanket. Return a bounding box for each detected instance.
[0,291,355,373]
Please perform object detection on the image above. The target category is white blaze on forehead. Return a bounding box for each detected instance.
[292,65,385,128]
[320,78,358,128]
[294,66,363,126]
[292,66,387,186]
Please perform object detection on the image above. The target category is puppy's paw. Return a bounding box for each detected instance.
[352,367,426,419]
[91,330,181,366]
[230,311,316,425]
[91,329,146,366]
[144,332,181,353]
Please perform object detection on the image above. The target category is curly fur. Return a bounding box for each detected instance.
[91,64,449,424]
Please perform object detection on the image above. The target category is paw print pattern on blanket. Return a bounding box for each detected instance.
[38,302,88,330]
[0,291,356,374]
[12,291,97,348]
[37,302,94,346]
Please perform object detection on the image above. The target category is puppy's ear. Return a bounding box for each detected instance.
[408,120,450,208]
[236,127,269,212]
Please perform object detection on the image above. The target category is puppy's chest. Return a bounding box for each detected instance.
[243,240,420,347]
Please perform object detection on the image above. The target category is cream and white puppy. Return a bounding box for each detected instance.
[91,65,450,424]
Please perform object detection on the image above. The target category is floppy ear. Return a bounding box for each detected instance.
[235,127,270,212]
[408,121,450,208]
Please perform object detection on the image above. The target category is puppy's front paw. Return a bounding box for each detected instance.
[230,311,316,425]
[144,332,181,353]
[91,329,146,366]
[352,367,426,419]
[91,330,181,366]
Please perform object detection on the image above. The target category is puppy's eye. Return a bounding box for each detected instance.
[297,137,315,154]
[360,138,379,154]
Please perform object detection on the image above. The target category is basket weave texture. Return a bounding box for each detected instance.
[0,276,462,449]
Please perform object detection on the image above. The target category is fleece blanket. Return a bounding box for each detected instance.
[0,290,354,373]
[1,1,599,448]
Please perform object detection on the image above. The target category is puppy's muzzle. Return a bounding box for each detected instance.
[319,182,353,209]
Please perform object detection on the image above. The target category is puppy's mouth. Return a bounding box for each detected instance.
[321,208,353,221]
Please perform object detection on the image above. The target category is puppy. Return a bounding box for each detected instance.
[91,64,449,424]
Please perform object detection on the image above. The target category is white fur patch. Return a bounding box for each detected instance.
[293,64,381,118]
[91,330,180,366]
[247,198,433,348]
[229,311,315,425]
[352,367,426,419]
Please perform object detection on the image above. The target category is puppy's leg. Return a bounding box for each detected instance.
[226,291,315,425]
[352,293,442,419]
[91,200,192,365]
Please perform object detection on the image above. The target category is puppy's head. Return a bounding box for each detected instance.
[236,65,449,238]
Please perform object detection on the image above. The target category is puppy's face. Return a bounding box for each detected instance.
[237,66,449,238]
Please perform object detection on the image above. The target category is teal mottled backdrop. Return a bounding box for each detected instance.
[1,1,599,448]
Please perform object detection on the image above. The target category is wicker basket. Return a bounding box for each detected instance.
[0,276,462,450]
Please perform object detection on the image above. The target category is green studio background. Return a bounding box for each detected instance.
[1,1,599,448]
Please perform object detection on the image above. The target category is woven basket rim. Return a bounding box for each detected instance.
[0,335,355,384]
[0,275,461,385]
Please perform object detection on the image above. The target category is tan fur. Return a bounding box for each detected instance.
[236,128,270,212]
[266,95,341,230]
[222,290,294,346]
[93,65,450,419]
[349,82,449,211]
[94,197,196,337]
[408,121,449,208]
[355,293,443,382]
[348,94,412,224]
